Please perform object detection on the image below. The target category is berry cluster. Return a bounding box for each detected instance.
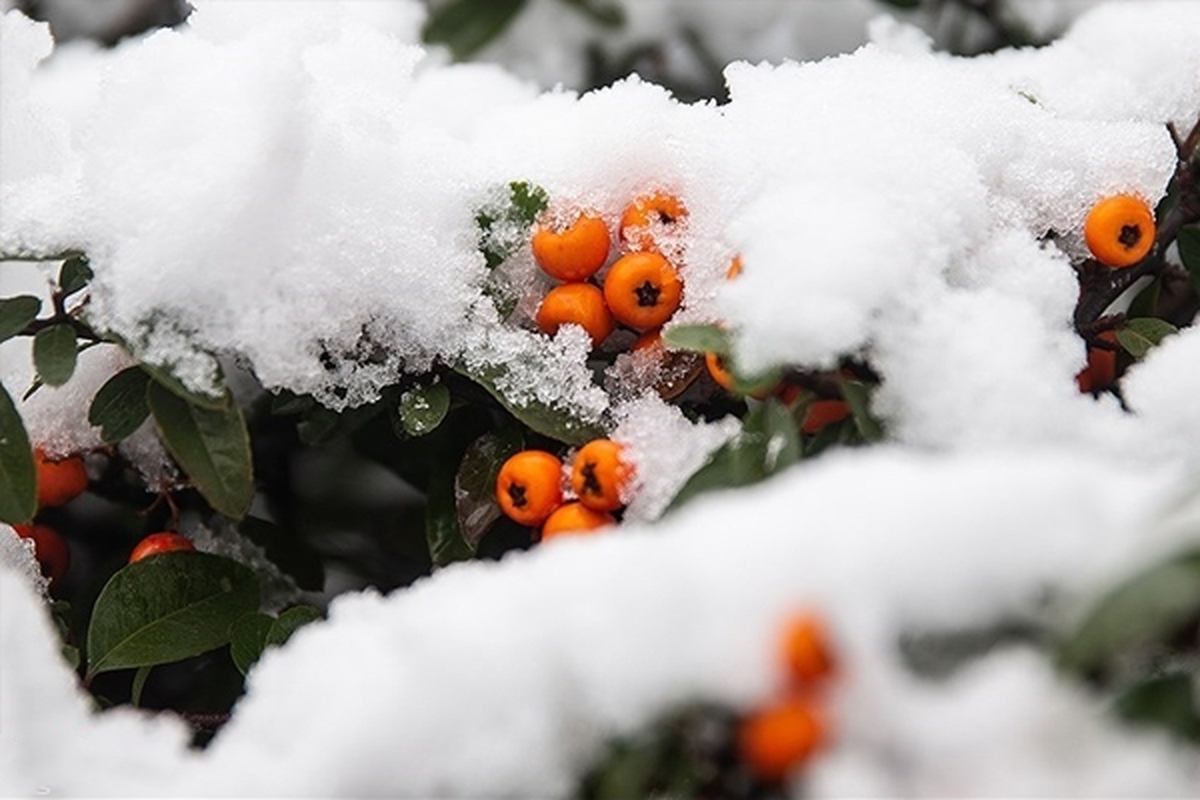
[532,192,686,347]
[737,610,837,784]
[13,446,196,588]
[494,438,634,542]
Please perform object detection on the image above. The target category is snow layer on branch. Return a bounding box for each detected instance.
[5,449,1196,796]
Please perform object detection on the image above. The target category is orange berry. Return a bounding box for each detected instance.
[738,696,828,783]
[780,611,836,687]
[496,450,565,527]
[603,251,683,330]
[129,532,196,564]
[540,502,615,542]
[705,352,776,399]
[801,399,851,435]
[619,192,687,253]
[531,212,611,282]
[535,282,615,347]
[1083,194,1155,268]
[14,523,70,587]
[34,448,88,508]
[705,351,737,392]
[726,255,743,279]
[570,439,632,512]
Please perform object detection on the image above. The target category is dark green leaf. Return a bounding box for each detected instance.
[1125,277,1160,320]
[0,295,41,343]
[454,363,605,446]
[33,324,77,387]
[1114,672,1200,743]
[58,255,93,297]
[230,607,321,676]
[85,552,260,678]
[238,516,324,592]
[507,180,549,224]
[88,367,151,443]
[0,382,36,524]
[229,613,273,676]
[141,360,230,411]
[147,381,254,519]
[840,379,884,442]
[426,447,475,568]
[666,399,800,513]
[266,605,321,647]
[397,382,451,437]
[1058,549,1200,675]
[1177,225,1200,288]
[455,429,524,548]
[423,0,526,59]
[1116,317,1178,359]
[661,323,730,356]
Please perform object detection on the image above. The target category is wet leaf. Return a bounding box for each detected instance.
[86,552,260,678]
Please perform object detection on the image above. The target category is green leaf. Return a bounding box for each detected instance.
[0,382,36,525]
[267,605,321,647]
[1116,317,1178,359]
[423,0,526,59]
[33,324,77,387]
[230,606,321,676]
[1114,672,1200,743]
[0,296,41,343]
[141,360,230,411]
[426,448,476,568]
[58,255,93,297]
[666,399,800,513]
[1177,225,1200,288]
[476,180,549,270]
[238,516,324,592]
[85,551,260,678]
[661,323,730,356]
[1058,549,1200,675]
[840,379,885,442]
[507,180,549,225]
[88,367,151,443]
[455,429,524,549]
[397,382,451,437]
[147,381,255,519]
[454,363,605,446]
[229,613,273,676]
[1125,277,1160,320]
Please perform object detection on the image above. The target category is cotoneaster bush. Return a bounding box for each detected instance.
[1,0,1200,794]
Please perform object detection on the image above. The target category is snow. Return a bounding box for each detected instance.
[2,0,1200,795]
